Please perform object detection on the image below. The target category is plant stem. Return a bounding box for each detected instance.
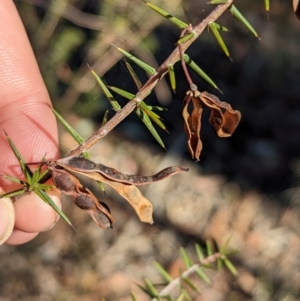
[68,1,234,157]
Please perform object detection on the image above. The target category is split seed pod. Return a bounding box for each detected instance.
[51,167,113,228]
[182,88,241,161]
[54,156,188,185]
[182,89,203,161]
[199,91,241,138]
[50,157,188,224]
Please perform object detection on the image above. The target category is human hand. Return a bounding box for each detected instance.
[0,0,61,245]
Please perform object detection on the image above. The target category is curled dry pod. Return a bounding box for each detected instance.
[56,156,188,185]
[199,91,241,138]
[182,89,203,161]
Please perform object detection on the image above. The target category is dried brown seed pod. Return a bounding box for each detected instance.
[75,193,113,229]
[87,207,113,229]
[56,156,188,185]
[50,166,114,229]
[51,167,77,195]
[74,192,96,210]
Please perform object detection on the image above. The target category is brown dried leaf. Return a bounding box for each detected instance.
[51,161,154,224]
[182,90,203,161]
[199,91,241,137]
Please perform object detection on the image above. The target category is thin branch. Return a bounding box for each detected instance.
[20,0,105,30]
[152,253,222,301]
[179,26,195,87]
[69,1,234,157]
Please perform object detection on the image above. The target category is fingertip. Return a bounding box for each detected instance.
[0,192,15,245]
[14,189,61,233]
[4,229,39,245]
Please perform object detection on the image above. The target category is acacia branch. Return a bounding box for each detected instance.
[152,253,222,301]
[69,0,234,157]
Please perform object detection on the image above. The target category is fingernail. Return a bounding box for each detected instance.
[42,212,60,231]
[0,196,15,245]
[41,192,61,232]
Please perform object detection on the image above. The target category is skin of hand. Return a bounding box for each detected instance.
[0,0,61,245]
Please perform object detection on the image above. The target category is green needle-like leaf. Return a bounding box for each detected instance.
[114,46,156,75]
[140,103,168,132]
[168,64,176,93]
[108,86,135,100]
[130,291,138,301]
[206,241,213,256]
[213,22,229,32]
[177,31,196,44]
[52,108,83,144]
[220,236,232,254]
[108,86,166,148]
[176,294,186,301]
[229,5,260,38]
[196,267,211,285]
[0,174,26,185]
[195,243,205,261]
[146,106,167,112]
[0,188,28,199]
[144,1,188,29]
[2,133,73,228]
[101,110,109,125]
[135,282,153,297]
[52,108,90,159]
[96,181,106,193]
[36,190,73,227]
[180,247,193,268]
[223,257,238,276]
[144,278,159,297]
[209,0,228,4]
[125,60,168,128]
[181,276,199,292]
[183,54,221,92]
[217,258,223,270]
[181,288,192,301]
[209,22,231,60]
[264,0,270,12]
[5,131,32,180]
[153,261,173,283]
[31,158,46,183]
[137,108,166,149]
[90,68,121,111]
[126,61,143,89]
[109,86,167,130]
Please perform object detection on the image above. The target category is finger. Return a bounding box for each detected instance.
[13,190,61,233]
[4,229,39,246]
[0,193,15,245]
[0,0,61,244]
[0,0,59,169]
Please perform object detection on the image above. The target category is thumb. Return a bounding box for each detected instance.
[0,190,15,245]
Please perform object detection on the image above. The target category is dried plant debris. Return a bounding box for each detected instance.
[183,89,241,161]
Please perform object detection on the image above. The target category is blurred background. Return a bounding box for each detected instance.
[1,0,300,300]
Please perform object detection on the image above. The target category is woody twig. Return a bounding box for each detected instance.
[68,0,234,157]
